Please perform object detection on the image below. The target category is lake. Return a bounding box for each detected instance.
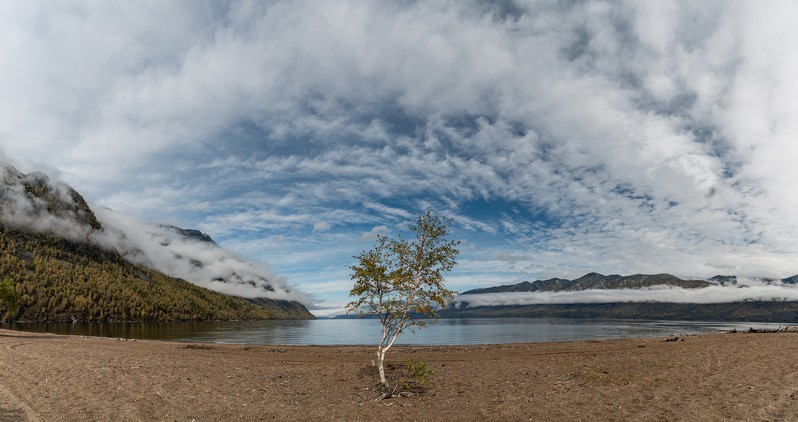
[0,318,782,346]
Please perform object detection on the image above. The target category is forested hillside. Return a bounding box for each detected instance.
[0,226,313,322]
[0,163,313,322]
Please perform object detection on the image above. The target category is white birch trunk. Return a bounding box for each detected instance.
[377,348,387,385]
[376,319,405,389]
[377,321,390,387]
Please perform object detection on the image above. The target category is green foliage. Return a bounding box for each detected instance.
[0,276,19,321]
[0,225,310,322]
[404,359,434,387]
[347,210,459,336]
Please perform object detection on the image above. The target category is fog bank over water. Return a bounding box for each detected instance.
[457,285,798,307]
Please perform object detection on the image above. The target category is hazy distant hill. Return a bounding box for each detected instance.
[159,225,217,245]
[707,274,798,287]
[461,273,711,295]
[0,163,313,322]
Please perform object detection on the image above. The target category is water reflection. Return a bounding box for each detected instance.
[1,318,780,346]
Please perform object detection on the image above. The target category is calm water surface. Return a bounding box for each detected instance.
[1,318,782,346]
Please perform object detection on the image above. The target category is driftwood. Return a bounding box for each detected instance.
[376,391,416,401]
[746,326,790,333]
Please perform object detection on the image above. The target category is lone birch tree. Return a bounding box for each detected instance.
[346,211,459,391]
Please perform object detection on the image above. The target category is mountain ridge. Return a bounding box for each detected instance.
[462,272,798,295]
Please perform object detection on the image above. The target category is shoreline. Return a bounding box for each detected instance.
[3,328,798,421]
[2,318,786,348]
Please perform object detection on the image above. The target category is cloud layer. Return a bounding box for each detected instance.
[2,2,798,310]
[94,208,304,302]
[456,285,798,307]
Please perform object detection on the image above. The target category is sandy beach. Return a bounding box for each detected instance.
[1,328,797,421]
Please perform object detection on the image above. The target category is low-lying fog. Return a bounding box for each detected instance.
[457,284,798,307]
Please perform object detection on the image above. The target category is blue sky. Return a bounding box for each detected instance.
[2,1,798,315]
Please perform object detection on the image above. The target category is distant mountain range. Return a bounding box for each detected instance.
[449,272,798,322]
[461,273,714,294]
[706,274,798,286]
[0,163,313,322]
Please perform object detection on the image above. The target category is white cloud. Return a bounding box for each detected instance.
[93,207,306,302]
[1,1,798,304]
[313,222,331,232]
[360,225,390,241]
[457,285,798,307]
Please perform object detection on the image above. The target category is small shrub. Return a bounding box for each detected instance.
[405,359,434,387]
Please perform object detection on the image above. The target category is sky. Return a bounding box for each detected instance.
[2,1,798,316]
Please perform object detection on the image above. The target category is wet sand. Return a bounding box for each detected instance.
[1,328,797,421]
